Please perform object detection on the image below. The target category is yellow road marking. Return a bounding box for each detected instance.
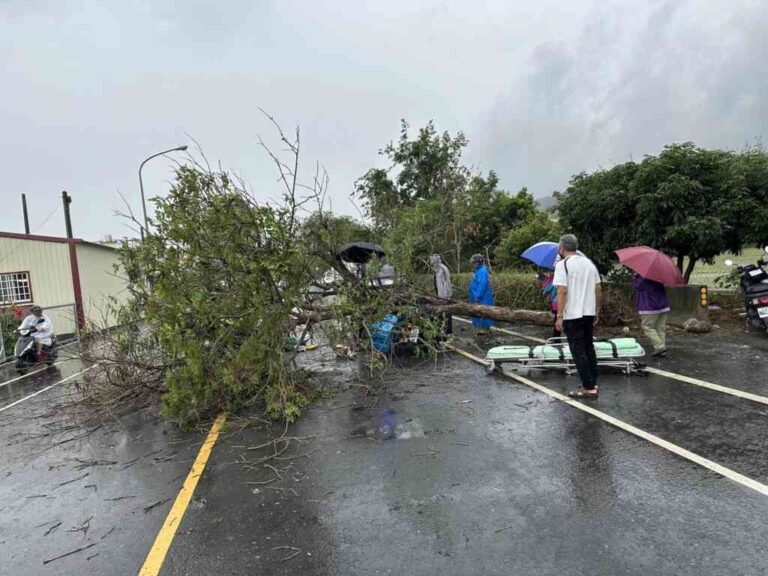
[449,345,768,498]
[457,316,768,406]
[645,367,768,406]
[139,413,227,576]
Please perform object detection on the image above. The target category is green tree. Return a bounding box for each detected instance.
[557,143,760,282]
[556,161,639,273]
[494,211,563,269]
[732,145,768,247]
[354,120,469,235]
[632,143,753,281]
[463,174,537,261]
[126,167,315,425]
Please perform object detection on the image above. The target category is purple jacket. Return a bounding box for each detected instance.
[632,276,670,315]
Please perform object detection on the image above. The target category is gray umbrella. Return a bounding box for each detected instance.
[336,242,386,264]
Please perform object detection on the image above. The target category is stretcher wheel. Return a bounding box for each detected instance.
[484,361,497,375]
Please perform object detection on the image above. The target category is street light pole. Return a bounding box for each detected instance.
[139,145,188,238]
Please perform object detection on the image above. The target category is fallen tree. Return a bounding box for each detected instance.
[76,114,620,428]
[417,295,555,326]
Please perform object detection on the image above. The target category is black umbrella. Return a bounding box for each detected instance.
[336,242,386,264]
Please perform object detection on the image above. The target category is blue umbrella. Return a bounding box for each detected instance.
[521,242,584,270]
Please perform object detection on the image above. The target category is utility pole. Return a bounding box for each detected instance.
[62,190,73,239]
[21,194,30,234]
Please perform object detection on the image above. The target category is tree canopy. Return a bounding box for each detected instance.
[356,120,541,272]
[557,142,768,281]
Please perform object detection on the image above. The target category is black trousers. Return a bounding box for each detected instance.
[563,316,597,390]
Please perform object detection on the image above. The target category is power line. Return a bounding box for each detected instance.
[0,205,62,266]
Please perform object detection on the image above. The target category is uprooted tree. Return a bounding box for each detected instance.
[80,118,558,427]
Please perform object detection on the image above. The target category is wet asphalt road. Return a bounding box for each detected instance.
[1,325,768,575]
[0,349,201,576]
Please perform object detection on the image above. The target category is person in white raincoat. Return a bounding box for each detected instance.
[429,254,453,335]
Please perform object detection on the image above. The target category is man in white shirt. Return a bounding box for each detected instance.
[19,305,54,357]
[553,234,602,399]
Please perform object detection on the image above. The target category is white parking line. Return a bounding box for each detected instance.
[0,366,96,414]
[456,317,768,406]
[0,367,49,388]
[645,367,768,407]
[0,342,106,390]
[450,345,768,498]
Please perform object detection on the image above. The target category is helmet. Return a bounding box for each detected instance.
[30,305,43,314]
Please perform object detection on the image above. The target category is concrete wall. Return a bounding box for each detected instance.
[0,236,77,333]
[75,243,129,328]
[616,282,709,325]
[667,284,709,325]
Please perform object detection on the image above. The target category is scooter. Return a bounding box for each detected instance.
[725,247,768,333]
[14,320,58,373]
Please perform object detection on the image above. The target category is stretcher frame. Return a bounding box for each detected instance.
[484,337,648,377]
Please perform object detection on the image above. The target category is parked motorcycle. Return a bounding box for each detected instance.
[725,247,768,333]
[14,319,58,373]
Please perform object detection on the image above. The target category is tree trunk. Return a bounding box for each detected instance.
[683,256,698,284]
[423,301,554,326]
[676,253,685,274]
[295,296,555,327]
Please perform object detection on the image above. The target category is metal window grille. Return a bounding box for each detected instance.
[0,272,32,306]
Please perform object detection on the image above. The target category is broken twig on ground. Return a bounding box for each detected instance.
[143,498,171,513]
[57,472,90,488]
[43,542,98,565]
[43,522,62,536]
[272,545,302,562]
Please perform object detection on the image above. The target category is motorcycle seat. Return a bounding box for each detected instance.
[744,283,768,295]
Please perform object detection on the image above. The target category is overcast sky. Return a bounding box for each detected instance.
[2,0,766,241]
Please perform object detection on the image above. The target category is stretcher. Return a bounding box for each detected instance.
[484,337,648,376]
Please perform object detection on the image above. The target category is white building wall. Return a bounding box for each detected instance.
[75,243,128,328]
[0,236,77,333]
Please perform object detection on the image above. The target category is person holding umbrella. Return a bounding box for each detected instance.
[632,274,670,356]
[616,246,685,358]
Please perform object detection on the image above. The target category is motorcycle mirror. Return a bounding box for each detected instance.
[724,259,734,267]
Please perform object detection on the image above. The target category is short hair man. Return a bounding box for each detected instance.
[553,234,602,398]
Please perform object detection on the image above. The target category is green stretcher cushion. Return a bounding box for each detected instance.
[486,338,645,361]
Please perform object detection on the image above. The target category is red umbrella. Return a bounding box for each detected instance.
[615,246,686,286]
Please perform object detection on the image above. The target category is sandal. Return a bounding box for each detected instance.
[568,387,599,399]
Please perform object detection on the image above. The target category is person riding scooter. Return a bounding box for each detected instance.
[18,305,55,358]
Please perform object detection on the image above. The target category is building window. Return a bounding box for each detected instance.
[0,272,32,306]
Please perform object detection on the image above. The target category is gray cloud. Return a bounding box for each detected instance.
[1,0,766,241]
[474,0,768,195]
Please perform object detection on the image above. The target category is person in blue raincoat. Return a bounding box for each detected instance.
[469,254,495,334]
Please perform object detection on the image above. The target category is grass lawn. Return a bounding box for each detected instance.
[689,248,766,285]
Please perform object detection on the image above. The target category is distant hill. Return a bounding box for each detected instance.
[535,195,558,211]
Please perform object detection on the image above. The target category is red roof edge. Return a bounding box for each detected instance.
[0,230,82,244]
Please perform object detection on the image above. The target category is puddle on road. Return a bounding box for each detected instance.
[351,409,426,441]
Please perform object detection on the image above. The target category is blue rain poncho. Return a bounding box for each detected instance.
[469,264,495,329]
